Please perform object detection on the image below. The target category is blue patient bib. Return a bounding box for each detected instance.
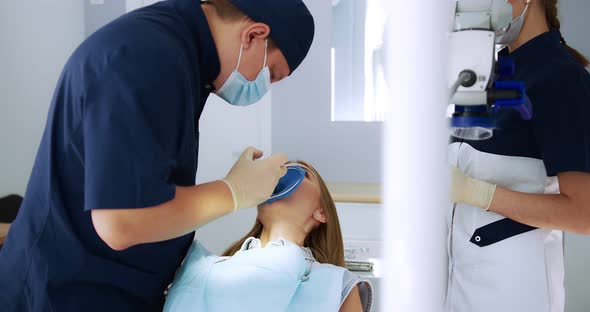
[164,239,346,312]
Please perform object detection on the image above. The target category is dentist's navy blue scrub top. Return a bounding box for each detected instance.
[0,0,219,311]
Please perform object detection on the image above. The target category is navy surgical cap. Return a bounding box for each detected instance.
[228,0,315,74]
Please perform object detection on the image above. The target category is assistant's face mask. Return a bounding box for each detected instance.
[495,0,531,46]
[216,39,271,106]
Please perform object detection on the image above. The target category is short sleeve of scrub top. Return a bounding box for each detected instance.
[530,64,590,176]
[83,50,185,210]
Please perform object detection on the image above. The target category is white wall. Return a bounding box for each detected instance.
[86,0,126,37]
[271,0,382,184]
[126,0,162,14]
[196,94,272,184]
[559,1,590,311]
[0,0,85,197]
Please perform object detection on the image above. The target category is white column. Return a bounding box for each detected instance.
[382,1,452,311]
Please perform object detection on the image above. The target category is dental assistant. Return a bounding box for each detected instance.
[448,0,590,311]
[0,0,314,311]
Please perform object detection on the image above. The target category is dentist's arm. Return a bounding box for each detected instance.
[92,147,288,251]
[452,168,590,234]
[92,182,232,251]
[489,172,590,234]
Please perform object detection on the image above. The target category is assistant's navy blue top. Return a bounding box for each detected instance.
[452,29,590,176]
[0,0,219,311]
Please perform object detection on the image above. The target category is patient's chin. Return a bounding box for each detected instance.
[258,201,276,211]
[258,202,295,220]
[257,203,278,218]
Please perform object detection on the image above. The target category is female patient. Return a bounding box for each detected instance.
[163,161,373,312]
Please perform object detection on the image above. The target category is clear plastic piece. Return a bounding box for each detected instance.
[451,127,494,141]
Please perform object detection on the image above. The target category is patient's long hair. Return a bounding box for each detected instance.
[221,160,345,267]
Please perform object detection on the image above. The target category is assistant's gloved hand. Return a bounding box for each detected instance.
[221,147,288,211]
[451,166,497,211]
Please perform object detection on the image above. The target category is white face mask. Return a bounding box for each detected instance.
[216,40,271,107]
[495,0,531,46]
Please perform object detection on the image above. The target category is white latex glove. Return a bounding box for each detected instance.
[451,166,497,211]
[221,147,288,211]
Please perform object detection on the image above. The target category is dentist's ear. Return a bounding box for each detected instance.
[240,22,271,50]
[313,210,327,224]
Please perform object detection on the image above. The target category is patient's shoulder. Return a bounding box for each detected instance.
[341,269,373,312]
[309,263,373,311]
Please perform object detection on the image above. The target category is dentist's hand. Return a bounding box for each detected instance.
[451,166,497,211]
[221,147,288,211]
